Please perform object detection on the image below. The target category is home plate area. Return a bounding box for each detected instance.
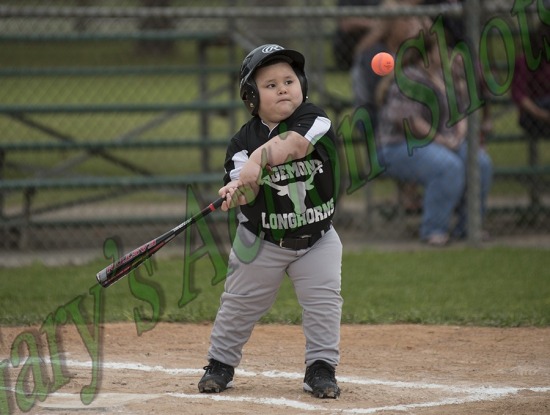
[3,323,550,414]
[36,362,550,414]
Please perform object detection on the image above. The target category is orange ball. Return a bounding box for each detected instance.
[371,52,395,76]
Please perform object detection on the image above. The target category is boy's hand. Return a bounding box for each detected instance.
[219,185,257,211]
[218,157,272,211]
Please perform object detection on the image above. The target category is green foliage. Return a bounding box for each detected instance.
[1,246,548,327]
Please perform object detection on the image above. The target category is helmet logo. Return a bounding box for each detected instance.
[261,44,284,54]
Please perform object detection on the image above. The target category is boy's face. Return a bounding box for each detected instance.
[254,61,303,125]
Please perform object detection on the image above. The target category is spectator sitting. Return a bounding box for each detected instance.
[375,34,493,245]
[511,22,550,138]
[350,0,430,212]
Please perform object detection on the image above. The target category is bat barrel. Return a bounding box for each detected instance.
[96,197,225,288]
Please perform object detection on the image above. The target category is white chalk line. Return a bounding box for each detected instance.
[21,358,548,413]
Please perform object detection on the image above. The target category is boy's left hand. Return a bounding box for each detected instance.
[219,184,256,211]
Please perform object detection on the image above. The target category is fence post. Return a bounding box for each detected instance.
[465,0,482,245]
[0,149,4,221]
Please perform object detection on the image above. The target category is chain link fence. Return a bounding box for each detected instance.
[0,0,548,254]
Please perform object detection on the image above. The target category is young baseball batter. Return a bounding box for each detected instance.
[198,44,343,399]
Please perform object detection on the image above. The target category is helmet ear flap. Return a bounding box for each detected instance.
[242,81,259,115]
[296,70,308,102]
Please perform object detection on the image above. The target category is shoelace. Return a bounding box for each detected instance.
[204,361,232,377]
[309,363,335,381]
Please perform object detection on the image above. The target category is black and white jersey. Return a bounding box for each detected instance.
[223,102,339,240]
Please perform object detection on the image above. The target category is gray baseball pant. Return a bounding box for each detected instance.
[207,224,343,368]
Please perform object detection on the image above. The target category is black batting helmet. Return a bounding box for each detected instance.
[239,44,308,115]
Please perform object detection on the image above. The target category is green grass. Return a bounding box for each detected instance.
[341,248,549,326]
[1,246,548,327]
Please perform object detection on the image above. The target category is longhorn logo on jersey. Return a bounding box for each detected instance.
[260,159,335,230]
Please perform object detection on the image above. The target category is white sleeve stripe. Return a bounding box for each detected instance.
[304,116,331,145]
[229,149,249,181]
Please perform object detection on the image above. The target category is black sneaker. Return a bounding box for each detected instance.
[303,360,341,399]
[198,359,234,393]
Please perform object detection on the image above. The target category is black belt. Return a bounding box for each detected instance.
[261,222,332,250]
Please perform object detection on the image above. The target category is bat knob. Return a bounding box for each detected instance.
[96,268,113,288]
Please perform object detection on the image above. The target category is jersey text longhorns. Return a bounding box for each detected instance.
[261,198,335,230]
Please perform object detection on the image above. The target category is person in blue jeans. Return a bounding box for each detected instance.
[375,34,492,246]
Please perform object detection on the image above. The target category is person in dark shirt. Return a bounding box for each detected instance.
[511,22,550,137]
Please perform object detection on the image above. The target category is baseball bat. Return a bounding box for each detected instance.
[96,197,224,288]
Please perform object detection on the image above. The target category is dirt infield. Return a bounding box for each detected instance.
[2,323,549,414]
